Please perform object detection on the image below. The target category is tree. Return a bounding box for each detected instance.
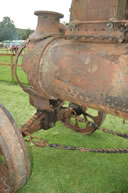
[0,17,18,41]
[16,28,34,40]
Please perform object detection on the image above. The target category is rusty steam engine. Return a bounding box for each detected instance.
[17,0,128,133]
[1,0,128,192]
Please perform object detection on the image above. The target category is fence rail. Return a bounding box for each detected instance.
[0,53,22,82]
[0,48,9,53]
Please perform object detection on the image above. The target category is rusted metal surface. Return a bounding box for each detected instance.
[24,38,128,120]
[29,11,64,41]
[21,111,46,135]
[1,1,128,192]
[19,5,128,122]
[22,37,128,119]
[67,0,128,43]
[65,20,128,43]
[70,0,128,21]
[60,104,106,134]
[20,103,106,135]
[0,104,31,193]
[14,0,128,137]
[24,128,128,154]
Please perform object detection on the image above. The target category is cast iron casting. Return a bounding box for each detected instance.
[16,0,128,127]
[1,1,128,192]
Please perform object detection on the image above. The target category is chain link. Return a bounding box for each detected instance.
[22,109,128,154]
[24,124,128,154]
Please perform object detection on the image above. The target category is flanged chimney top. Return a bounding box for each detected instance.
[30,10,64,40]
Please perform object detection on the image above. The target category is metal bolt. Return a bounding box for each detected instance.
[99,36,104,40]
[74,36,78,40]
[125,23,128,27]
[65,36,70,40]
[119,38,124,43]
[108,37,113,41]
[120,27,125,32]
[106,22,114,30]
[111,104,114,108]
[90,37,95,40]
[81,37,86,40]
[69,24,76,32]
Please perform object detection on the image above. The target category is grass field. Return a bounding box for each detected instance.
[0,65,28,84]
[0,55,128,193]
[0,60,28,84]
[0,48,11,54]
[0,48,27,84]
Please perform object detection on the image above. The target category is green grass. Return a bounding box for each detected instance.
[0,57,28,84]
[0,65,28,84]
[0,48,27,84]
[0,81,128,193]
[0,48,11,54]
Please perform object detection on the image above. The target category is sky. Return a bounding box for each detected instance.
[0,0,72,29]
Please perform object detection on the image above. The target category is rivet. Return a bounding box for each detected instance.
[90,37,95,40]
[100,36,104,40]
[119,27,125,32]
[125,23,128,27]
[81,37,86,40]
[67,89,71,93]
[74,37,78,40]
[119,38,124,43]
[65,36,70,40]
[109,37,113,41]
[111,104,114,108]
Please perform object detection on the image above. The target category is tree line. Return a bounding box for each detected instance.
[0,17,34,41]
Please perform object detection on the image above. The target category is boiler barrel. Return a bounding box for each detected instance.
[37,39,128,120]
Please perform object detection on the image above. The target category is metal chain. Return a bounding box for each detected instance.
[49,144,128,154]
[24,124,128,154]
[100,127,128,138]
[25,136,128,154]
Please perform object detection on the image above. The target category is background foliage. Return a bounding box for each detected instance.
[0,17,34,41]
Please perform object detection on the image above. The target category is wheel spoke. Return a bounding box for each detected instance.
[62,103,106,134]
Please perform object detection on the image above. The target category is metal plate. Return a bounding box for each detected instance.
[70,0,128,21]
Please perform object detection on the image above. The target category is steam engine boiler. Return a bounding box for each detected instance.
[1,1,128,192]
[15,0,128,134]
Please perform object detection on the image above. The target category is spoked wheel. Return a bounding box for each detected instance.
[0,104,31,193]
[62,103,106,134]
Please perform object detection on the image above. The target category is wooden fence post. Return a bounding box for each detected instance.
[10,54,14,82]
